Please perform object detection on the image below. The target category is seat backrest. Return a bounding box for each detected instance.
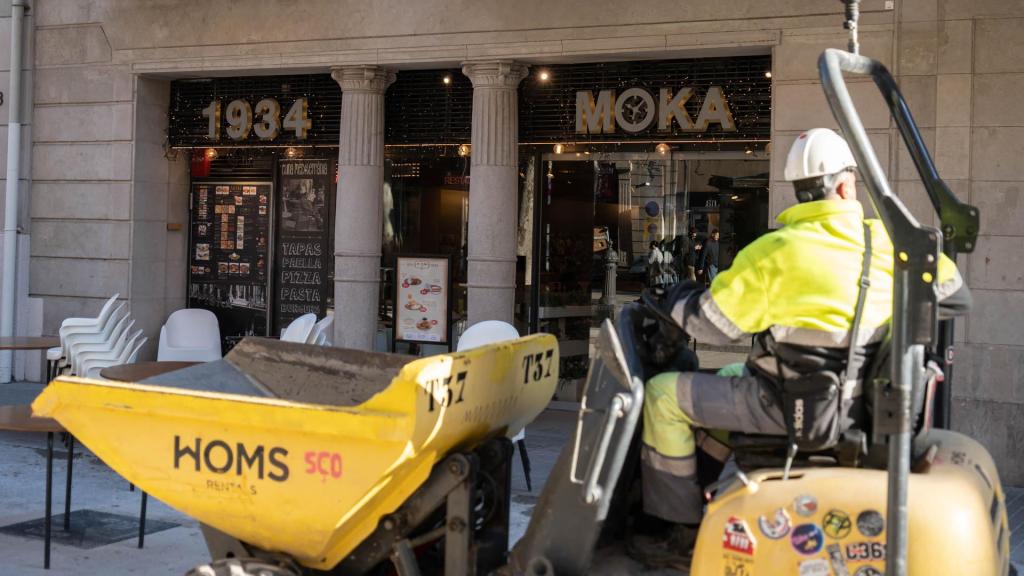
[162,309,221,349]
[307,314,334,345]
[456,321,520,352]
[281,313,317,343]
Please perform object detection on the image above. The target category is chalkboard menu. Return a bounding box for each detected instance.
[274,159,335,332]
[188,181,273,351]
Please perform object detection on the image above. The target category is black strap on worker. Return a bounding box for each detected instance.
[844,222,873,397]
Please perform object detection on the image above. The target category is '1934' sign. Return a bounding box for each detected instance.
[202,97,312,142]
[576,86,736,135]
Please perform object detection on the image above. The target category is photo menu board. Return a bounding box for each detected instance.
[394,256,451,346]
[274,158,335,332]
[188,181,272,351]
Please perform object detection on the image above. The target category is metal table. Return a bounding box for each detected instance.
[0,336,61,383]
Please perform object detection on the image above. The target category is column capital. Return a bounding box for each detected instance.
[331,65,396,93]
[461,60,528,89]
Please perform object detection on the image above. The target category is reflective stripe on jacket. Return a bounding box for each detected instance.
[671,199,966,349]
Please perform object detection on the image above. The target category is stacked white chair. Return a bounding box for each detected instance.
[47,294,124,379]
[47,294,150,381]
[456,321,535,490]
[157,309,222,362]
[281,313,318,343]
[307,313,334,346]
[79,329,147,379]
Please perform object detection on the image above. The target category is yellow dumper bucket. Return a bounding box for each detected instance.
[32,335,558,570]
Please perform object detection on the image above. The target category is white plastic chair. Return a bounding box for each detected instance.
[83,331,147,379]
[456,321,535,490]
[157,309,222,362]
[307,314,334,346]
[50,295,124,370]
[77,326,140,378]
[281,314,317,343]
[68,316,134,376]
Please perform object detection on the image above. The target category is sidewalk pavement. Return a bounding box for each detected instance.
[1,383,1021,574]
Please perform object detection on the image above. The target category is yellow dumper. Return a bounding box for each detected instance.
[33,335,559,574]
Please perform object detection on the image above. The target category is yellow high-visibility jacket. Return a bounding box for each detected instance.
[671,199,967,352]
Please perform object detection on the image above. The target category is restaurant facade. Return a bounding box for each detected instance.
[4,0,1024,482]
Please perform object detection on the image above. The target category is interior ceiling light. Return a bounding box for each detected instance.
[553,143,565,154]
[765,71,772,78]
[539,70,550,81]
[204,147,218,160]
[286,147,299,158]
[457,144,471,157]
[655,143,670,155]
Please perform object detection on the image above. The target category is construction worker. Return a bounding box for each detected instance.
[630,128,970,568]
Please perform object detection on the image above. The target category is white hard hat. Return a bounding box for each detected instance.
[783,128,858,181]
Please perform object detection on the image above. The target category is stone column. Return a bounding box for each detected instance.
[331,66,395,350]
[461,61,528,325]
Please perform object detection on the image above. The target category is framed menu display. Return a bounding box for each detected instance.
[393,255,452,348]
[274,158,335,333]
[188,181,273,352]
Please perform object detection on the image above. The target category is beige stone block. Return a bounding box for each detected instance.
[133,182,169,222]
[968,289,1024,346]
[901,0,938,21]
[769,180,798,225]
[898,21,937,76]
[773,31,893,82]
[971,127,1024,181]
[133,142,171,188]
[31,220,131,259]
[895,180,939,227]
[934,126,970,180]
[561,35,666,54]
[34,0,110,26]
[664,30,779,51]
[972,73,1024,127]
[937,19,972,74]
[40,294,119,334]
[34,65,132,104]
[939,0,1024,19]
[31,256,129,298]
[967,235,1024,290]
[974,18,1024,74]
[773,81,891,132]
[954,343,1024,404]
[32,142,132,181]
[130,259,168,300]
[36,25,111,66]
[951,396,1024,484]
[30,181,131,220]
[380,45,468,63]
[34,103,133,142]
[936,74,972,127]
[898,75,936,127]
[972,181,1024,237]
[132,219,168,264]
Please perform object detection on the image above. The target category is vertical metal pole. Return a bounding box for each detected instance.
[445,460,474,576]
[45,431,53,569]
[1,0,28,383]
[885,270,917,576]
[138,493,148,548]
[63,437,73,531]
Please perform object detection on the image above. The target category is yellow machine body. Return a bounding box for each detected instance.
[32,335,559,571]
[691,430,1009,576]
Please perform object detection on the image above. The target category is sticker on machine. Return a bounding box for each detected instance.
[827,543,851,576]
[757,508,791,539]
[794,494,818,517]
[855,510,884,537]
[722,516,756,555]
[822,509,852,539]
[799,558,831,576]
[854,566,883,576]
[790,523,824,556]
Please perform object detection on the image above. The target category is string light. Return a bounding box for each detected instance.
[443,75,452,85]
[656,142,670,155]
[553,143,564,154]
[538,70,551,81]
[286,147,299,158]
[457,144,470,157]
[205,147,218,160]
[764,71,772,79]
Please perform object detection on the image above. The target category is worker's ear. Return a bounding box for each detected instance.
[835,173,856,200]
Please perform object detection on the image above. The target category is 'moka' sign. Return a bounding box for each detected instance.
[575,86,736,134]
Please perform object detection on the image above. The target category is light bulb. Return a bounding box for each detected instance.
[655,143,670,155]
[443,75,452,85]
[539,70,550,81]
[205,148,218,160]
[553,143,565,154]
[457,144,470,157]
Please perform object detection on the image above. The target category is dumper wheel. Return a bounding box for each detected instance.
[185,558,301,576]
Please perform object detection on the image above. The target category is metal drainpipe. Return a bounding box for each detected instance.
[1,0,27,382]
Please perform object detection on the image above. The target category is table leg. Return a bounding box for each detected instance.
[64,436,73,531]
[45,431,53,570]
[138,492,148,548]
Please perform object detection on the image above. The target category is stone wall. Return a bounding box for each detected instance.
[3,0,1022,480]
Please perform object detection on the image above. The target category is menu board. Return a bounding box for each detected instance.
[188,181,272,351]
[274,158,335,332]
[394,256,451,346]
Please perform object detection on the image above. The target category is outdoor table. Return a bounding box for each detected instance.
[99,361,199,382]
[0,336,61,383]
